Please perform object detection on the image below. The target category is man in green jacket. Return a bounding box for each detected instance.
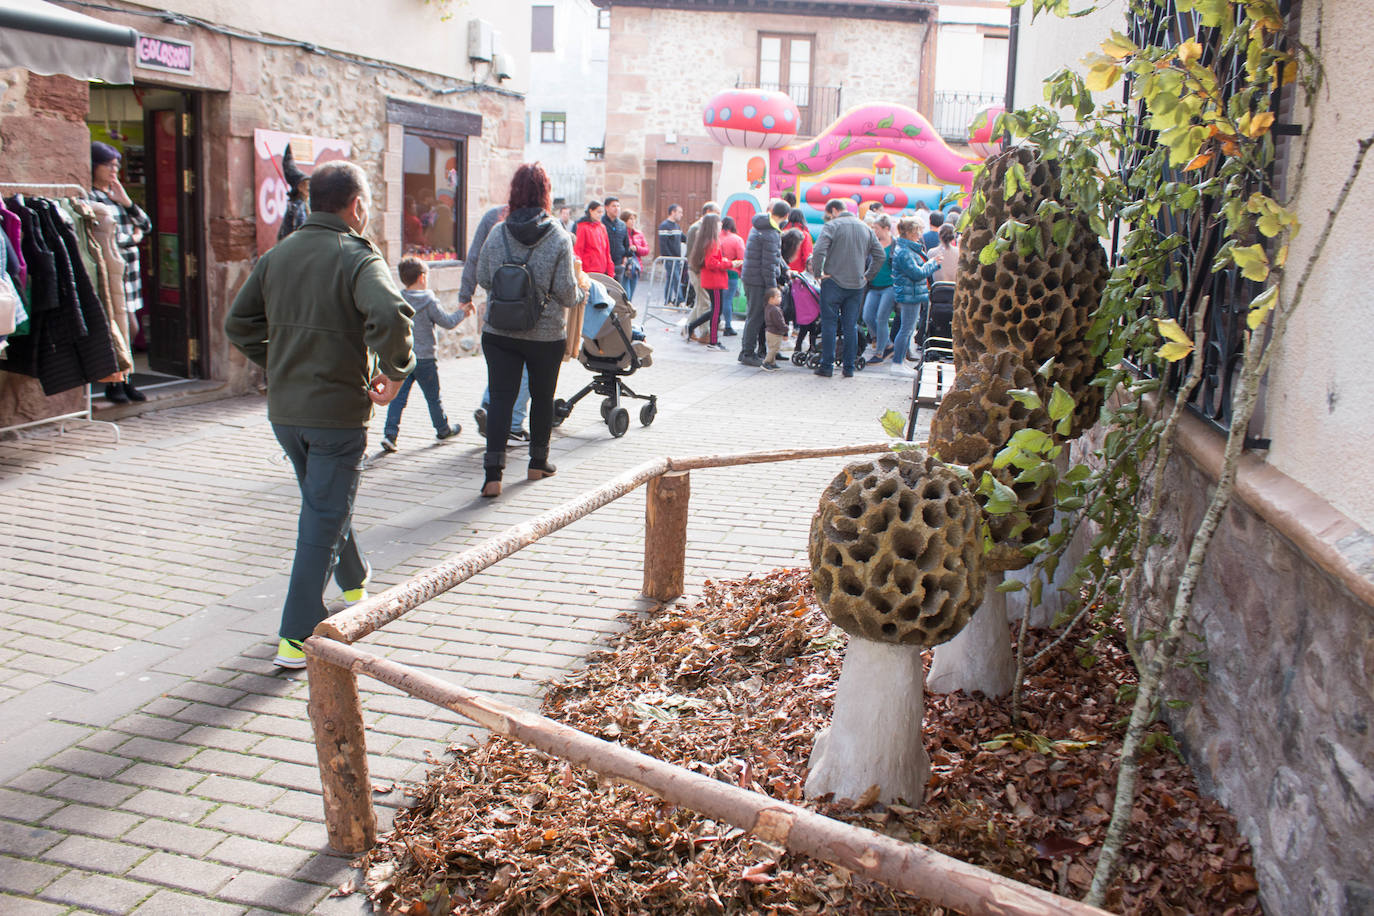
[225,160,415,669]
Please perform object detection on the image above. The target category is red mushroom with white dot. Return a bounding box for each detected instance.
[702,89,799,149]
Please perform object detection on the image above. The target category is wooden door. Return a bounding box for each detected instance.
[143,92,203,378]
[654,161,713,256]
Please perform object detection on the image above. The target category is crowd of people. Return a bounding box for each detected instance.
[223,156,961,668]
[656,194,959,378]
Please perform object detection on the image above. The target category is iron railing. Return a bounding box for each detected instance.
[1118,0,1295,446]
[931,90,1002,142]
[734,81,843,137]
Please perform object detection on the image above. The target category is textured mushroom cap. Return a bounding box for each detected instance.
[929,351,1056,569]
[809,452,986,646]
[702,89,799,149]
[952,146,1108,439]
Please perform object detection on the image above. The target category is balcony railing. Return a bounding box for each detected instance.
[931,90,1002,142]
[734,81,842,138]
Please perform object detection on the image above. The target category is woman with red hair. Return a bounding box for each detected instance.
[476,163,588,497]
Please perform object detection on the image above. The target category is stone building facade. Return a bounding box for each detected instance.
[1015,1,1374,913]
[1,0,530,429]
[594,0,936,235]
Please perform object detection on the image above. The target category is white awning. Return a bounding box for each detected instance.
[0,0,137,84]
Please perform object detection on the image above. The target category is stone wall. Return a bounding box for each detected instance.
[1072,416,1374,915]
[603,5,930,226]
[207,33,524,391]
[0,69,94,428]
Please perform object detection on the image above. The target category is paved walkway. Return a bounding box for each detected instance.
[0,325,929,914]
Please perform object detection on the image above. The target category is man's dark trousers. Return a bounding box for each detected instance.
[739,283,771,361]
[273,425,369,642]
[819,278,865,373]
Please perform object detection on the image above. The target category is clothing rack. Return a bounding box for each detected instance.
[0,181,121,444]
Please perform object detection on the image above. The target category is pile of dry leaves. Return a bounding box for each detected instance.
[361,568,1259,915]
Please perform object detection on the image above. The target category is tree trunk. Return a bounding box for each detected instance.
[306,654,376,854]
[928,584,1015,697]
[804,637,930,805]
[643,471,690,601]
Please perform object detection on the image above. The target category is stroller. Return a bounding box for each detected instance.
[552,273,658,438]
[904,280,956,440]
[785,272,869,370]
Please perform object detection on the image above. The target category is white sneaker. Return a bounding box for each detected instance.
[890,361,917,376]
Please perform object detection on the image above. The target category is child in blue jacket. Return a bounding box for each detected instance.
[890,218,943,376]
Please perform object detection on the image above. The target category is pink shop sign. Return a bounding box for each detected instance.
[135,35,194,76]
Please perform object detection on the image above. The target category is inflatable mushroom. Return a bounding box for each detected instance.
[702,89,799,149]
[805,452,985,805]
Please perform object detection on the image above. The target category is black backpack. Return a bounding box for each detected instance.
[487,231,548,331]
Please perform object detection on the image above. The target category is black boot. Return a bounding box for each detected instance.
[104,383,129,404]
[122,381,147,403]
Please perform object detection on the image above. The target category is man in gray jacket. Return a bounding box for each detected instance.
[809,199,885,377]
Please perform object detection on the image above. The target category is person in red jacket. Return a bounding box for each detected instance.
[621,209,651,301]
[684,213,731,350]
[573,201,614,276]
[786,208,813,272]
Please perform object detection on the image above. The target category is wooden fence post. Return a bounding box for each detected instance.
[643,471,690,601]
[306,652,376,853]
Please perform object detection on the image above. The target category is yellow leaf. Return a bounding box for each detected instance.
[1245,111,1276,138]
[1100,30,1138,60]
[1159,341,1195,362]
[1275,244,1289,267]
[1178,39,1203,66]
[1232,243,1271,282]
[1246,286,1278,329]
[1155,318,1192,344]
[1084,58,1123,93]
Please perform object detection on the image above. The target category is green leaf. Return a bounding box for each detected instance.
[995,579,1026,593]
[1063,464,1092,484]
[1047,384,1075,422]
[796,161,812,174]
[1009,388,1044,410]
[877,114,895,129]
[979,243,1000,266]
[980,475,1021,515]
[880,409,906,438]
[839,132,852,151]
[902,123,921,138]
[810,142,820,157]
[1015,463,1055,486]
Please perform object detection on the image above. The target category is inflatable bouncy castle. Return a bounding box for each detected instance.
[701,90,999,233]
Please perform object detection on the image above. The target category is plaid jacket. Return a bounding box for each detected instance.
[88,189,150,314]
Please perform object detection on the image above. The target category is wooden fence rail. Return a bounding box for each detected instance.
[304,638,1109,916]
[304,442,1110,914]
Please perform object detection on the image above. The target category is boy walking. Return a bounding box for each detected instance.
[762,288,788,371]
[380,257,469,452]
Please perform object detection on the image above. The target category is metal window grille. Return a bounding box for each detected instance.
[931,90,1002,142]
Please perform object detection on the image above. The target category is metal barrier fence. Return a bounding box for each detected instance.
[302,443,1109,916]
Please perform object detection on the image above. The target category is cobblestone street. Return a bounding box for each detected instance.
[0,331,928,914]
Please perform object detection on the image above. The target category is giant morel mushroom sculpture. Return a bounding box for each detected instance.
[806,452,985,805]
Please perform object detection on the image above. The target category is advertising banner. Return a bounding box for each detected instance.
[253,129,351,255]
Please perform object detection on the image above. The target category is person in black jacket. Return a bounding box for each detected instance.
[657,204,685,305]
[737,199,791,367]
[603,196,630,286]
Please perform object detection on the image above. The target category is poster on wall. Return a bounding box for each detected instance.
[253,129,351,255]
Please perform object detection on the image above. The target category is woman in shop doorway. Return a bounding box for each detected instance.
[88,141,150,404]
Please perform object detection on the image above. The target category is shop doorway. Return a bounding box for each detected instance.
[88,86,205,383]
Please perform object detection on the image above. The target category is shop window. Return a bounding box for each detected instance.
[758,33,813,105]
[598,8,611,28]
[540,113,566,144]
[402,131,466,262]
[532,6,554,52]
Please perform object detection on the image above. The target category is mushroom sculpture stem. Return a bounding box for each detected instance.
[805,638,929,805]
[927,584,1016,698]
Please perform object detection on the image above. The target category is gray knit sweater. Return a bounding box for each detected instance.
[401,289,463,360]
[476,208,583,342]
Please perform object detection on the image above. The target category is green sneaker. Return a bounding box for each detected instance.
[341,586,368,605]
[274,638,306,669]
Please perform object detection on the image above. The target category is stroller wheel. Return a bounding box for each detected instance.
[607,406,630,438]
[601,397,618,420]
[553,398,572,427]
[791,351,806,366]
[856,357,867,370]
[639,401,657,427]
[807,352,821,369]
